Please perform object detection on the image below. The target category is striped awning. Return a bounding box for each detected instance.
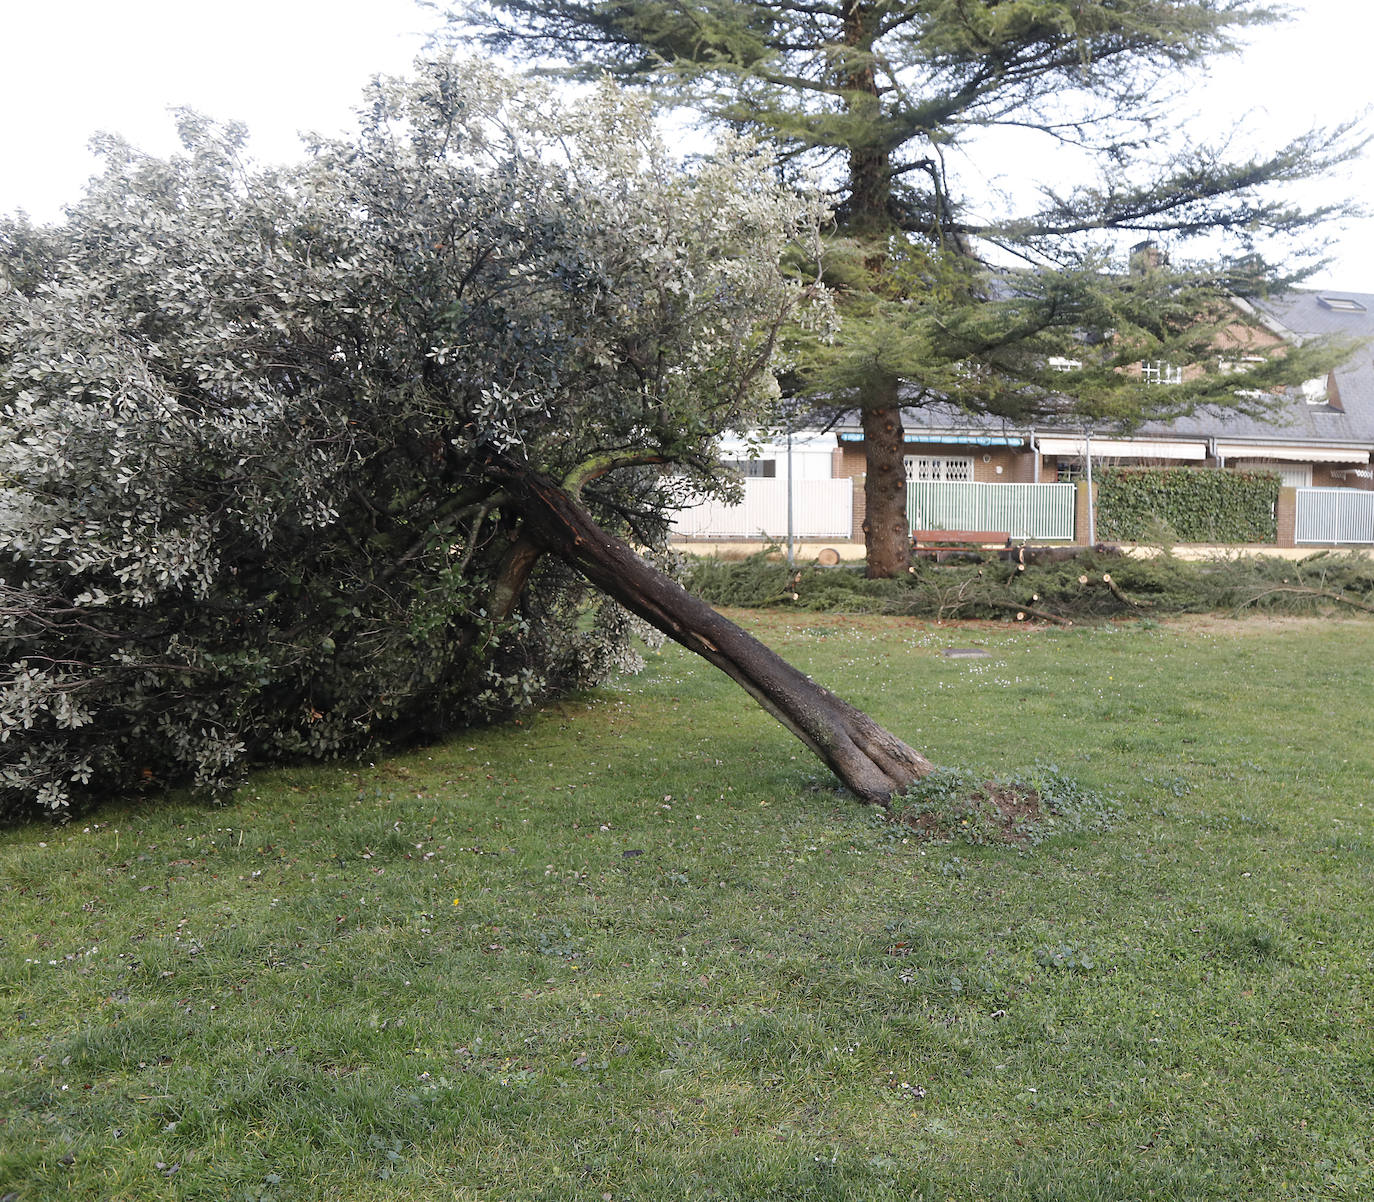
[1215,442,1369,464]
[1037,437,1207,460]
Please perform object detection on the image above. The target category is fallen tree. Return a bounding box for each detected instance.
[503,463,932,802]
[0,60,930,818]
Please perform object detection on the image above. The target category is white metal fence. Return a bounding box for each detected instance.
[906,481,1077,541]
[670,477,854,539]
[1295,487,1374,544]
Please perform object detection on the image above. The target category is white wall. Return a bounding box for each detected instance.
[715,432,835,481]
[671,477,854,539]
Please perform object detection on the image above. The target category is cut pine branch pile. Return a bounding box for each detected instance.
[683,549,1374,623]
[1235,584,1374,615]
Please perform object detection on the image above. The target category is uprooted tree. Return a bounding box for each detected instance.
[0,61,932,819]
[454,0,1363,576]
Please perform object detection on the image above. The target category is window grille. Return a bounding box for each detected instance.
[1141,360,1183,385]
[905,456,974,482]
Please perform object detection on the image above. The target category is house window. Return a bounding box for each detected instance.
[1218,357,1269,400]
[1141,360,1183,385]
[723,458,776,478]
[1301,376,1329,405]
[1235,461,1312,488]
[905,456,974,483]
[1048,356,1082,372]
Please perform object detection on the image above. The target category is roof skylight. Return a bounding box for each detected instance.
[1317,295,1366,312]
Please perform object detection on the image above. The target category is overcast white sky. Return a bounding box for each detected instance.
[2,1,1369,288]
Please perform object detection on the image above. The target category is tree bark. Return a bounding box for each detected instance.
[860,379,910,579]
[489,534,543,620]
[839,3,912,579]
[506,469,932,804]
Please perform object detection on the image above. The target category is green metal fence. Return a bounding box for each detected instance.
[906,481,1076,540]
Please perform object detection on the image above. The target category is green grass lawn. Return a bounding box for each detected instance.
[3,612,1372,1200]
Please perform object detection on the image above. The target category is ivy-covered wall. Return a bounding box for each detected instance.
[1096,467,1280,544]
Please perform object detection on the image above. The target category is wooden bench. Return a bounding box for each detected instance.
[912,527,1011,560]
[911,529,1010,549]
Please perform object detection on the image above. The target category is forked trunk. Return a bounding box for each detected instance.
[508,470,932,804]
[861,379,910,578]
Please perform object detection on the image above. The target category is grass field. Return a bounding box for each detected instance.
[3,612,1373,1200]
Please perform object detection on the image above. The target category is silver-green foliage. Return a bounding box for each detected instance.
[0,60,820,816]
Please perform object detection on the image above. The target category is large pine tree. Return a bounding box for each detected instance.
[451,0,1359,575]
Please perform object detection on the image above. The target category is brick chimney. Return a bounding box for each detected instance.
[1129,241,1165,274]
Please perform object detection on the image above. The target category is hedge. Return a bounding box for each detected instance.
[1096,467,1280,544]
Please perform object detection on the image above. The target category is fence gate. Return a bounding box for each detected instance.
[906,481,1076,541]
[1295,487,1374,544]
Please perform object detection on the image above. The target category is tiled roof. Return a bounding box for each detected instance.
[1142,290,1374,447]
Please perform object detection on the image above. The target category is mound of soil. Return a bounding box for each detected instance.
[898,781,1044,844]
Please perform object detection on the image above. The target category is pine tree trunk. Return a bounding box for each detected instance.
[507,469,933,804]
[841,1,890,233]
[861,380,910,579]
[839,1,911,579]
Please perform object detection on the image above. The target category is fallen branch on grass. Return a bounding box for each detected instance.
[1079,571,1153,609]
[987,600,1074,626]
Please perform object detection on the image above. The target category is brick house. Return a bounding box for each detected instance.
[831,289,1374,493]
[672,289,1374,547]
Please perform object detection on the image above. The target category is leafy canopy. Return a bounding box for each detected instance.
[0,60,822,817]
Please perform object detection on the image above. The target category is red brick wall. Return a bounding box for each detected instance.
[837,440,1043,481]
[1005,450,1041,483]
[1276,487,1296,548]
[1075,481,1095,545]
[835,444,867,478]
[970,449,1019,482]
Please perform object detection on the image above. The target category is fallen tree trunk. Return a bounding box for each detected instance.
[507,469,933,805]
